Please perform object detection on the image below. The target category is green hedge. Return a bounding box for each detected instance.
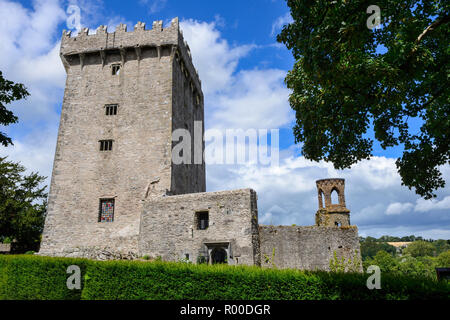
[0,255,89,300]
[0,255,448,300]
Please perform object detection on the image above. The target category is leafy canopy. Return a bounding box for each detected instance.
[0,157,47,252]
[402,240,436,257]
[0,71,29,147]
[278,0,449,199]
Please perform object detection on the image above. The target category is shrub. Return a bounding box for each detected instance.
[0,255,88,300]
[436,250,450,267]
[402,241,435,257]
[0,255,448,300]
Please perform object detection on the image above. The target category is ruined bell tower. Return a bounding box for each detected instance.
[315,178,351,227]
[39,18,205,258]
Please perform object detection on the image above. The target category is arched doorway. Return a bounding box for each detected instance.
[211,247,227,264]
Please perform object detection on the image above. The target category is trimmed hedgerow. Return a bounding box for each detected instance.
[81,260,449,300]
[81,260,330,300]
[0,255,448,300]
[0,255,89,300]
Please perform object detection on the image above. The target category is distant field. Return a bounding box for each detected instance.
[0,255,448,300]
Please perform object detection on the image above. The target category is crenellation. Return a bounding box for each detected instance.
[59,17,202,97]
[96,25,107,34]
[116,23,127,33]
[134,21,145,31]
[80,27,89,36]
[152,20,163,31]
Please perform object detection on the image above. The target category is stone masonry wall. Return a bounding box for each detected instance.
[139,189,260,266]
[39,18,205,259]
[170,42,206,195]
[259,225,361,271]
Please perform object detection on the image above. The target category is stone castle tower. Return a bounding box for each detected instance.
[315,178,351,227]
[39,18,206,257]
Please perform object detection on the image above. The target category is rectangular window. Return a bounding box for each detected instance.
[99,140,113,151]
[196,211,209,230]
[112,64,120,75]
[99,199,115,222]
[105,104,118,115]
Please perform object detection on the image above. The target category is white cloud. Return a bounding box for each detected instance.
[180,19,293,130]
[0,0,66,124]
[415,196,450,212]
[386,202,414,215]
[212,68,293,129]
[271,12,293,37]
[384,197,450,215]
[0,126,57,180]
[0,0,65,61]
[180,19,254,95]
[14,41,65,88]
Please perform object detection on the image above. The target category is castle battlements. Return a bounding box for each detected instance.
[60,17,202,94]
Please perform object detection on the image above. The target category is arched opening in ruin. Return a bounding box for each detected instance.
[331,188,339,204]
[211,248,227,264]
[319,190,325,208]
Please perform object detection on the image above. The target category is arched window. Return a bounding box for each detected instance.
[319,190,325,208]
[331,188,339,204]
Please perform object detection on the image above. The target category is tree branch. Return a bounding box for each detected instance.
[415,15,450,45]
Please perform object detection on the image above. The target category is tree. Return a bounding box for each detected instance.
[432,239,450,255]
[402,240,435,257]
[360,239,397,259]
[364,250,399,273]
[0,157,47,252]
[0,71,29,147]
[436,250,450,266]
[278,0,449,199]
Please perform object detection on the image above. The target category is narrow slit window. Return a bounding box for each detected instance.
[105,104,118,115]
[196,211,209,230]
[99,199,115,222]
[112,64,121,75]
[195,94,200,107]
[99,140,113,151]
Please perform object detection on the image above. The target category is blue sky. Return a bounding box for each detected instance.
[0,0,449,239]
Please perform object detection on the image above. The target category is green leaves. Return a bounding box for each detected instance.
[1,255,449,300]
[0,71,29,147]
[279,0,449,198]
[0,157,47,252]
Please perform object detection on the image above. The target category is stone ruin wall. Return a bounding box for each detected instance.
[139,189,260,266]
[259,225,361,271]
